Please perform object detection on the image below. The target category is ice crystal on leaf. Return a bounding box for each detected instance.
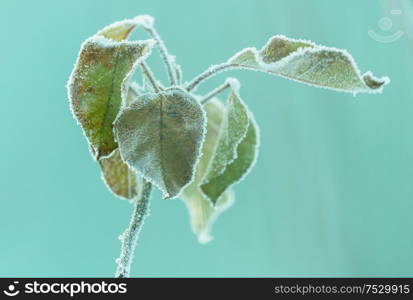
[114,88,206,199]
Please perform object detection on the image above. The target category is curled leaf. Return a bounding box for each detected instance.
[228,35,389,94]
[201,117,259,204]
[200,79,259,204]
[201,79,249,183]
[99,149,138,200]
[114,88,206,199]
[67,36,154,159]
[182,99,235,243]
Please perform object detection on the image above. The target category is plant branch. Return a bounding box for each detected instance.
[186,63,238,92]
[200,82,230,105]
[145,26,177,86]
[141,62,162,93]
[115,179,152,278]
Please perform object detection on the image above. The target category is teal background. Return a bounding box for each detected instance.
[1,0,413,277]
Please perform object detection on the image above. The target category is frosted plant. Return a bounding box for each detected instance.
[67,15,389,277]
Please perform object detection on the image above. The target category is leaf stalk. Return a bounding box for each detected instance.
[200,82,231,104]
[144,26,177,85]
[141,62,162,93]
[186,63,238,92]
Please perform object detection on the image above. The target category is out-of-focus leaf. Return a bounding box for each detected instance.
[228,35,389,94]
[67,36,154,159]
[183,186,234,244]
[99,149,138,200]
[114,88,206,199]
[200,79,259,204]
[181,99,235,243]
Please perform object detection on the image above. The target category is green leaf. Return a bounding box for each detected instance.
[228,35,389,94]
[99,149,139,200]
[67,36,154,159]
[181,99,235,243]
[200,79,259,204]
[114,88,206,199]
[201,79,249,181]
[201,117,259,204]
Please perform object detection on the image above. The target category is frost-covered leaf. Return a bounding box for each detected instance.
[201,79,249,181]
[114,88,206,199]
[200,79,259,204]
[201,117,259,204]
[68,36,153,159]
[97,15,154,42]
[182,99,235,243]
[228,35,389,93]
[99,149,138,200]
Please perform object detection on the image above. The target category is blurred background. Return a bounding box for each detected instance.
[1,0,413,277]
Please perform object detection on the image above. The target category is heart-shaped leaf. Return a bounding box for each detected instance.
[181,99,235,243]
[99,149,139,200]
[200,79,259,204]
[67,36,154,159]
[228,35,389,94]
[114,88,206,199]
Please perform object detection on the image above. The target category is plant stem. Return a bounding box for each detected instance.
[186,63,238,92]
[145,26,177,86]
[141,62,162,93]
[115,180,152,278]
[200,82,230,105]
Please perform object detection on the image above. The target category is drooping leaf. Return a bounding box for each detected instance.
[228,35,389,94]
[114,88,206,199]
[181,99,235,243]
[67,36,154,159]
[99,149,139,200]
[200,79,259,204]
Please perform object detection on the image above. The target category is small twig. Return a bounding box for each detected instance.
[200,82,231,105]
[115,180,152,278]
[186,63,238,92]
[140,62,162,93]
[145,26,177,86]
